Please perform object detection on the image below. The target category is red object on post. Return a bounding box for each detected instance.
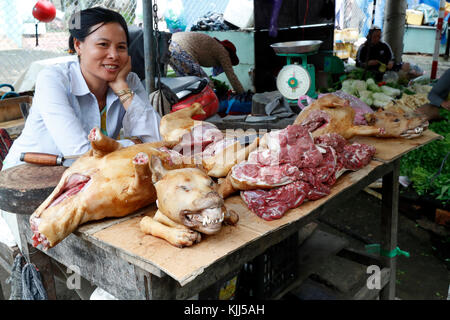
[32,0,56,23]
[171,86,219,120]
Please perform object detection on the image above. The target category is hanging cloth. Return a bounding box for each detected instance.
[7,253,48,300]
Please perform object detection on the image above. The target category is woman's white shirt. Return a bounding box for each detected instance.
[2,60,161,170]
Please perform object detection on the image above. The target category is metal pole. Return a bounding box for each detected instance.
[143,0,155,93]
[372,0,377,26]
[431,0,446,79]
[383,0,407,65]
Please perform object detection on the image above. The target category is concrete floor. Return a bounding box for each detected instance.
[317,190,449,300]
[402,53,450,78]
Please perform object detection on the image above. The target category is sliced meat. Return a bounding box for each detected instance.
[340,143,376,170]
[241,181,311,220]
[240,133,376,221]
[231,162,302,189]
[254,124,323,168]
[298,146,338,187]
[314,133,348,153]
[173,123,224,155]
[202,137,237,158]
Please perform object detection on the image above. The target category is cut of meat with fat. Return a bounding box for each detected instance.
[258,124,323,168]
[241,181,312,221]
[314,133,347,153]
[231,162,302,190]
[297,146,338,188]
[341,143,376,170]
[172,123,224,155]
[237,132,376,221]
[315,133,376,171]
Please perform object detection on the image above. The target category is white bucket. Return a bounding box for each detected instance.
[223,0,254,29]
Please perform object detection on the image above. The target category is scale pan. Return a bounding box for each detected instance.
[270,40,323,54]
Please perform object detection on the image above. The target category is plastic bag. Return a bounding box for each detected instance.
[164,0,187,33]
[382,71,399,83]
[412,3,438,25]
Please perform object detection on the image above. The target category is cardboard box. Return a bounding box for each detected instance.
[334,42,353,59]
[406,9,424,26]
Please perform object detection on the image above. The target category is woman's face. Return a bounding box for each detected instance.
[74,22,128,85]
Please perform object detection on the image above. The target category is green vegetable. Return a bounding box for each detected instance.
[341,79,357,96]
[353,80,367,92]
[400,109,450,205]
[366,78,382,93]
[403,88,416,95]
[380,85,401,98]
[347,67,375,81]
[372,92,393,107]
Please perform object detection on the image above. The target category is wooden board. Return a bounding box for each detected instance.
[0,95,31,122]
[351,130,442,162]
[90,160,383,286]
[0,118,25,139]
[0,164,66,214]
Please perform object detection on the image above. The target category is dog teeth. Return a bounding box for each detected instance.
[201,214,224,226]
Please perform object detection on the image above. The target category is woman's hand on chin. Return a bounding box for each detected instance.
[109,55,132,93]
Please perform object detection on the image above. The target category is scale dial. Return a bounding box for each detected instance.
[276,64,311,100]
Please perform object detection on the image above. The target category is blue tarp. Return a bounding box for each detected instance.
[358,0,387,37]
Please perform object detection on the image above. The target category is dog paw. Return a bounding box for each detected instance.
[173,229,202,247]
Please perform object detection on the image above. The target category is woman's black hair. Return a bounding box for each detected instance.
[68,7,129,53]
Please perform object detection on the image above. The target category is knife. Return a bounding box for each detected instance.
[20,152,80,167]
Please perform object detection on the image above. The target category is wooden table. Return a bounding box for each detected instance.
[2,130,441,300]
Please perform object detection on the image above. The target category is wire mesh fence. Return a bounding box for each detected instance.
[1,0,385,87]
[336,0,386,36]
[0,0,139,86]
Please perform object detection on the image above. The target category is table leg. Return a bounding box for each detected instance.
[380,159,400,300]
[0,280,4,300]
[135,266,177,300]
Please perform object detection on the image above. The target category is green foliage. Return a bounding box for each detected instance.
[400,109,450,205]
[210,77,230,100]
[346,67,375,81]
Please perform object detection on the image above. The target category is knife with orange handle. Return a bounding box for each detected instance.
[20,152,80,167]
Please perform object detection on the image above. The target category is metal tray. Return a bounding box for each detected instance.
[270,40,323,54]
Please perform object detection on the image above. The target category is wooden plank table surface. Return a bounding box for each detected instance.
[8,129,442,300]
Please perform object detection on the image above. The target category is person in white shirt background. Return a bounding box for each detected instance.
[2,6,161,170]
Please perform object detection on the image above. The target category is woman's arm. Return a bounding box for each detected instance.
[34,67,91,156]
[120,72,162,142]
[428,69,450,107]
[216,47,244,94]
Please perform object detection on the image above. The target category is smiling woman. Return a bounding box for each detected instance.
[2,7,161,170]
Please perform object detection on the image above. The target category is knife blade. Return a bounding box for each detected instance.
[20,152,80,167]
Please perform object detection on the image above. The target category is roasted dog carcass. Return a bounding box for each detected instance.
[30,127,183,250]
[294,94,428,139]
[364,108,429,139]
[159,103,259,177]
[140,156,239,247]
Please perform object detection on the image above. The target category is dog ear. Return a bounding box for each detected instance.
[150,155,168,183]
